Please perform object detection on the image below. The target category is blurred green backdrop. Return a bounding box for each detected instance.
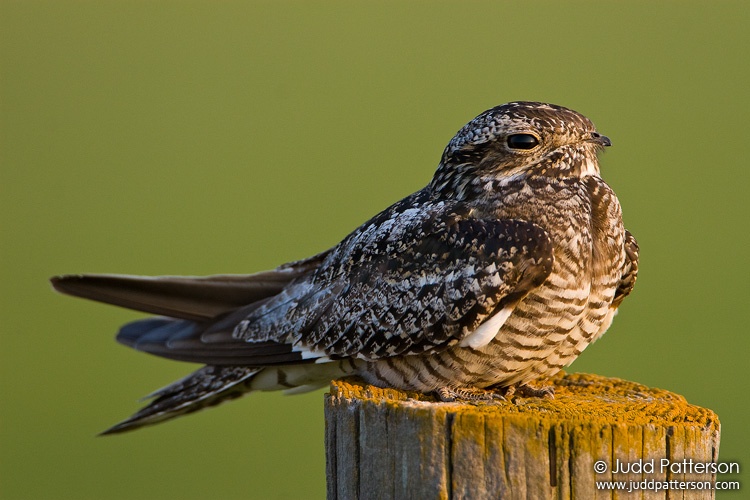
[2,1,748,499]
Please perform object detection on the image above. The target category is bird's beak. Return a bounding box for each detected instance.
[589,133,612,147]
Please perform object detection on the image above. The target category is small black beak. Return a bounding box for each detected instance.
[590,132,612,147]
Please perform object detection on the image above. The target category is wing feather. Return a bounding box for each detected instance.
[238,209,554,361]
[50,250,329,321]
[64,198,553,367]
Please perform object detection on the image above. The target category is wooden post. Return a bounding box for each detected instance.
[325,373,720,500]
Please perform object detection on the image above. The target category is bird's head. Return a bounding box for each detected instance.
[430,101,611,199]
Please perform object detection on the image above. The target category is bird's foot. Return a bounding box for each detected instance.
[503,383,555,399]
[435,386,505,402]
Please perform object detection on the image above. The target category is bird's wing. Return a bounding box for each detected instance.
[50,249,330,321]
[612,230,639,308]
[239,210,555,361]
[100,207,553,366]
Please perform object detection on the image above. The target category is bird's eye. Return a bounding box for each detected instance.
[507,134,539,150]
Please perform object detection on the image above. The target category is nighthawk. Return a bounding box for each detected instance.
[52,101,639,434]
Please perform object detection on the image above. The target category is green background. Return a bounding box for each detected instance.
[2,1,747,498]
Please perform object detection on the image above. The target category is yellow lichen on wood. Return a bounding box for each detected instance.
[330,372,718,429]
[325,373,721,500]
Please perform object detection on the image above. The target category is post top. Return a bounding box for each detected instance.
[329,372,719,430]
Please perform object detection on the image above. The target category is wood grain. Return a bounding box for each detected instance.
[325,373,720,500]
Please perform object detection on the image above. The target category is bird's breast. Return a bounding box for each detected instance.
[462,175,627,386]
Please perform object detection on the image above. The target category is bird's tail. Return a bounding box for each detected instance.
[101,362,357,435]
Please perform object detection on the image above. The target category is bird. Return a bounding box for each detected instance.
[51,101,639,434]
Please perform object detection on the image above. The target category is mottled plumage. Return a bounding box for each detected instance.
[51,101,638,433]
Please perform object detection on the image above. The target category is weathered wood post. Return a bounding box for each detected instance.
[325,373,720,500]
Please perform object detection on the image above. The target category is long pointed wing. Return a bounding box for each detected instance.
[50,250,330,321]
[82,204,553,366]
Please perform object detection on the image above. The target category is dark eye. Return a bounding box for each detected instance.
[507,134,539,150]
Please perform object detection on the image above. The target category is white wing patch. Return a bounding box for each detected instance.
[293,343,332,363]
[459,305,515,349]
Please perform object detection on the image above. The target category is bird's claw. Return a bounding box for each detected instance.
[503,383,555,399]
[435,386,505,402]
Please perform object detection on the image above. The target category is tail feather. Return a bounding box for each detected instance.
[100,361,358,435]
[100,366,262,435]
[50,252,345,434]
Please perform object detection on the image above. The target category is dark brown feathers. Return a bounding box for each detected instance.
[50,250,329,321]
